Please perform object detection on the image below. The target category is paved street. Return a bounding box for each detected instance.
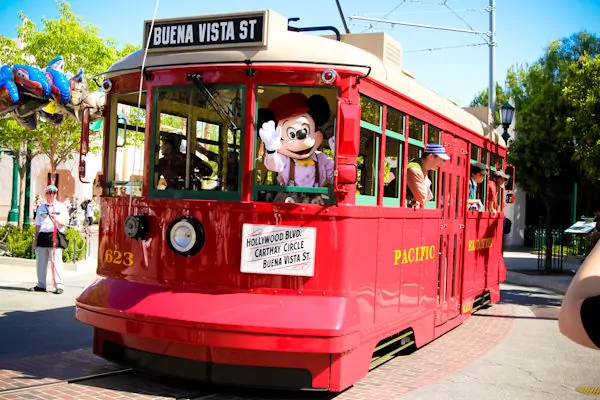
[1,246,599,399]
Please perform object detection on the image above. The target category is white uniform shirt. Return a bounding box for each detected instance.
[34,201,69,233]
[86,203,95,218]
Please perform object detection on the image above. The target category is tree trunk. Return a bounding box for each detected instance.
[16,142,27,229]
[542,196,555,273]
[17,164,26,229]
[50,125,57,178]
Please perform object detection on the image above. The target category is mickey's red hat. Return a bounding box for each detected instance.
[268,93,309,121]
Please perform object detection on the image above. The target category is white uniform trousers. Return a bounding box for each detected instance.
[35,246,64,290]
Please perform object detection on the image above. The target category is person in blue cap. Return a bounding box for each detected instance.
[406,143,449,208]
[30,184,69,294]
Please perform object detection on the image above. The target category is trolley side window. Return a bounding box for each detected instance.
[383,107,405,206]
[469,144,487,211]
[481,148,489,208]
[405,117,439,209]
[357,95,381,205]
[253,85,338,204]
[488,152,505,212]
[105,92,147,197]
[150,85,243,199]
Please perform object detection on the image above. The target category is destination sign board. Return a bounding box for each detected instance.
[241,223,317,277]
[143,11,267,52]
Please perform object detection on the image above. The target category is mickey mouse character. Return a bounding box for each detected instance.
[258,93,334,203]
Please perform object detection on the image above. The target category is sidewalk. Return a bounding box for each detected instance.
[0,228,99,313]
[503,248,579,294]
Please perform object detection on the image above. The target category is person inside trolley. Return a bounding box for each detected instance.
[406,143,449,208]
[487,169,509,216]
[156,135,213,190]
[468,162,487,211]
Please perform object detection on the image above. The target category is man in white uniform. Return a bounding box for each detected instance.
[30,185,69,294]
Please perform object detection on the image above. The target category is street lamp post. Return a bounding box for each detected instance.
[500,102,515,144]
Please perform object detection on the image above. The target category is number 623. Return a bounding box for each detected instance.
[104,249,134,266]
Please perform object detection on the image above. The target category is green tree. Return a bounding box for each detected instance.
[13,0,137,175]
[469,83,510,127]
[17,1,135,78]
[0,119,37,227]
[506,32,599,271]
[563,53,600,180]
[0,0,138,225]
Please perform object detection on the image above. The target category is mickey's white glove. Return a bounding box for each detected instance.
[328,136,336,152]
[259,121,282,152]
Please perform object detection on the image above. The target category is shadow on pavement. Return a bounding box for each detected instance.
[474,313,558,321]
[500,288,563,308]
[0,285,33,292]
[80,373,344,400]
[0,306,91,359]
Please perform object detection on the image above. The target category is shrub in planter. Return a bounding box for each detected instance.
[5,225,36,259]
[0,224,21,242]
[1,226,86,262]
[62,228,86,263]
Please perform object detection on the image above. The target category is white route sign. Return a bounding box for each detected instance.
[241,224,317,277]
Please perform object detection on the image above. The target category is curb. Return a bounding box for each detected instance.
[0,255,95,272]
[504,270,570,295]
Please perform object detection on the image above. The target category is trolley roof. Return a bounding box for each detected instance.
[108,9,494,142]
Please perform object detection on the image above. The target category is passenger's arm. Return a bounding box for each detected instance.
[486,185,496,214]
[406,168,427,207]
[192,155,213,176]
[487,195,497,215]
[559,241,600,350]
[196,144,219,162]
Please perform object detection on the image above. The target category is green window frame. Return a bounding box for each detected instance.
[383,107,405,207]
[469,159,485,205]
[148,84,245,201]
[356,95,382,206]
[383,131,403,207]
[252,85,338,202]
[406,117,438,209]
[105,92,147,197]
[487,152,505,211]
[471,145,480,161]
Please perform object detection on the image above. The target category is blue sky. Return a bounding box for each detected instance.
[0,0,598,106]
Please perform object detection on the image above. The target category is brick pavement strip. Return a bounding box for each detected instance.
[0,348,122,392]
[333,303,515,400]
[0,371,209,400]
[0,304,514,400]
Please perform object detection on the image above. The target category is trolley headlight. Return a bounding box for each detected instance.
[166,216,205,256]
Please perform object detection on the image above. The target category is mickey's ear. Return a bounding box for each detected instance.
[307,94,331,128]
[257,108,275,130]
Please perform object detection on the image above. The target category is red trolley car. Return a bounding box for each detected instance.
[76,10,510,392]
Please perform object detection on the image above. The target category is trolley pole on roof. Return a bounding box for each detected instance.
[335,0,351,34]
[350,0,497,135]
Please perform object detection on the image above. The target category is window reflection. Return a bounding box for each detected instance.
[153,86,242,193]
